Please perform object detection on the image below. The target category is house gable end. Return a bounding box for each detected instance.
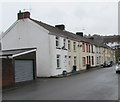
[2,21,18,38]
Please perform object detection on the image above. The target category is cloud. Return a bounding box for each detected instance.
[1,2,118,36]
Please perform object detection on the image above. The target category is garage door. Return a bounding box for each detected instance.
[15,60,34,83]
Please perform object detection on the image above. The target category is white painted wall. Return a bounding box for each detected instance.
[2,19,52,77]
[49,35,68,76]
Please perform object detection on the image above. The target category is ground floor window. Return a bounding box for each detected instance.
[97,57,99,64]
[99,56,101,64]
[87,56,89,64]
[65,55,67,67]
[57,55,61,68]
[74,56,77,66]
[82,57,86,66]
[92,56,94,65]
[69,56,71,66]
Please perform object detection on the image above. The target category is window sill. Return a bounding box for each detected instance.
[56,47,61,49]
[56,67,61,69]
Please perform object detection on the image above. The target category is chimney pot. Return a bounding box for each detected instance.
[18,11,30,20]
[76,32,83,37]
[55,24,65,30]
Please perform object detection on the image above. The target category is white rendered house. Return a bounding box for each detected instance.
[2,11,114,77]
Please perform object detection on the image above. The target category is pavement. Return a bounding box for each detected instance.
[50,66,102,78]
[2,65,119,100]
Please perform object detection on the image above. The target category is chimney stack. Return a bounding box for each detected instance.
[55,24,65,30]
[76,32,83,37]
[18,10,30,20]
[89,37,94,40]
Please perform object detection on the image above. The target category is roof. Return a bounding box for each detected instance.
[31,18,110,48]
[103,35,120,43]
[31,19,95,45]
[88,35,120,44]
[0,48,37,57]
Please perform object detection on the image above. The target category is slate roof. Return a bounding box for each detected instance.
[88,35,120,44]
[103,35,120,43]
[31,18,111,49]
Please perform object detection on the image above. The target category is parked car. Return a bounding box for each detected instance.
[116,61,120,73]
[103,61,112,67]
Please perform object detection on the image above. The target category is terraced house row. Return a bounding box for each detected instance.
[1,11,114,77]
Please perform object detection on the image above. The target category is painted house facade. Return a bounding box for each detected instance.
[2,11,114,77]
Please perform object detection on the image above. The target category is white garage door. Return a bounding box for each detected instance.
[15,60,34,83]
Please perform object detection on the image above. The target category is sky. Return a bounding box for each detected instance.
[0,0,119,36]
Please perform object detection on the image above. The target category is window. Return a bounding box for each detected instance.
[96,47,98,53]
[91,45,94,53]
[92,56,94,65]
[57,55,61,68]
[63,39,66,48]
[89,56,91,64]
[68,40,71,51]
[73,42,76,51]
[65,55,67,67]
[97,57,99,64]
[56,36,60,48]
[87,56,89,64]
[68,56,71,66]
[86,44,88,52]
[82,57,86,66]
[89,45,91,52]
[74,56,77,65]
[99,56,101,64]
[82,43,85,52]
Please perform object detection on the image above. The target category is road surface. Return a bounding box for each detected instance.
[3,66,119,100]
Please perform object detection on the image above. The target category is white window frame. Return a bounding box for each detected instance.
[73,42,76,51]
[68,40,71,51]
[56,55,61,68]
[82,57,86,66]
[68,56,71,66]
[63,39,66,48]
[56,36,60,48]
[74,56,77,66]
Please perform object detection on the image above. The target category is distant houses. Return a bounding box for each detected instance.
[87,35,120,63]
[1,11,114,77]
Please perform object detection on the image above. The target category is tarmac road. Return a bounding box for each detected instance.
[2,66,118,100]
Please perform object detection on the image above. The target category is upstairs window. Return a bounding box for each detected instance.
[82,43,85,52]
[86,44,88,52]
[91,45,94,53]
[68,40,71,51]
[73,42,76,51]
[63,39,66,48]
[89,45,91,52]
[56,36,60,48]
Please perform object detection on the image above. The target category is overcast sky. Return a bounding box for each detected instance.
[0,1,119,36]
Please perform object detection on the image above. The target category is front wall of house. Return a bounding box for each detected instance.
[49,35,68,76]
[2,19,51,77]
[80,42,96,69]
[69,40,80,71]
